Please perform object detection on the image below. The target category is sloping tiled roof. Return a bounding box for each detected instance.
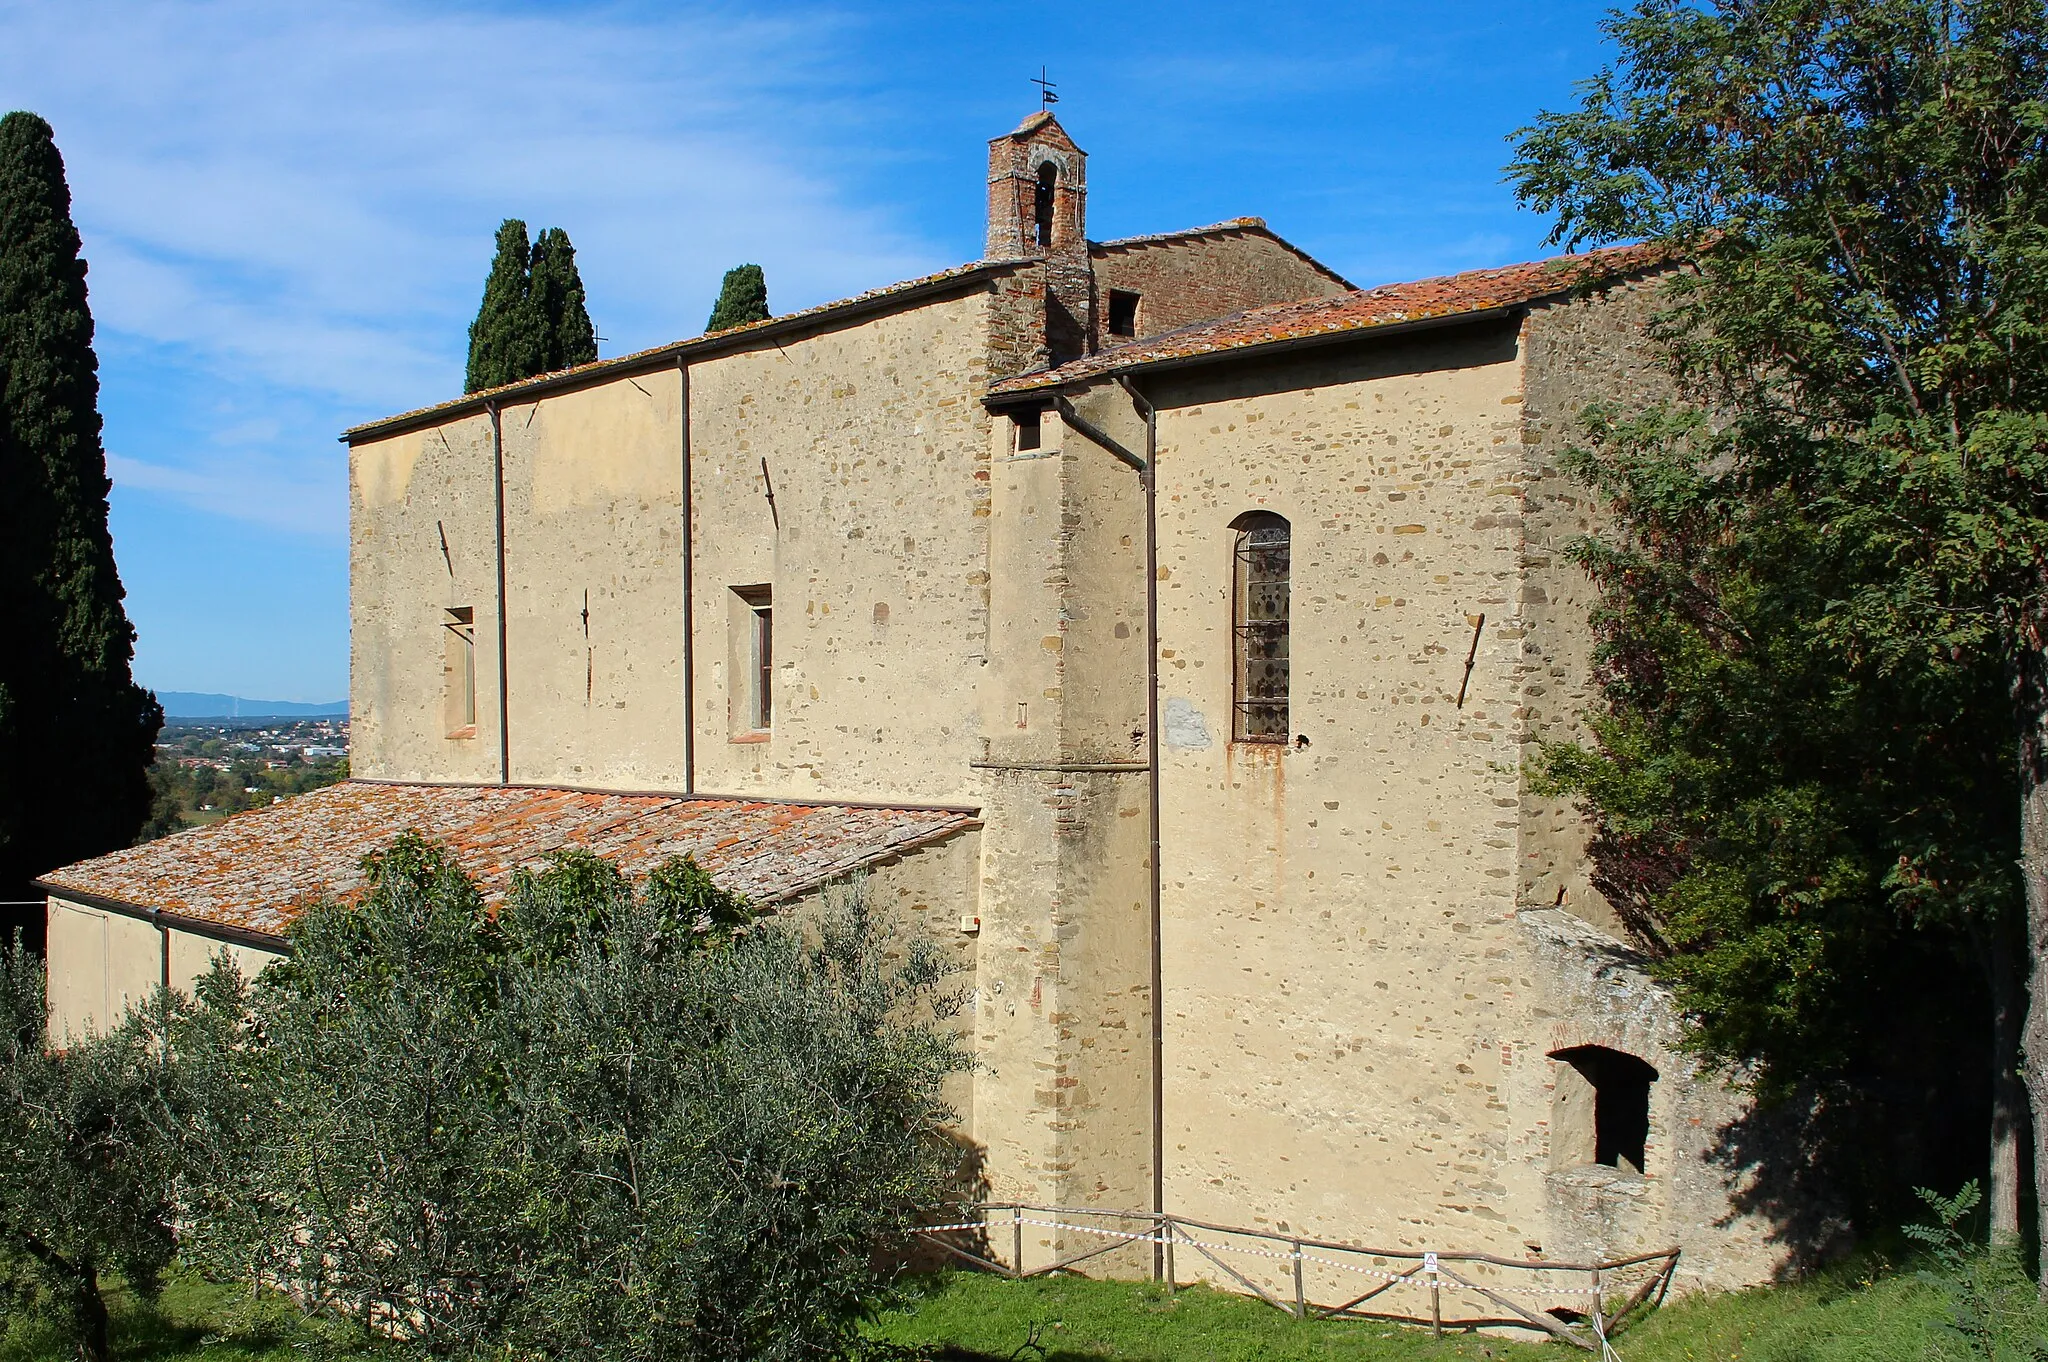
[989,241,1679,396]
[38,782,979,944]
[342,259,1027,443]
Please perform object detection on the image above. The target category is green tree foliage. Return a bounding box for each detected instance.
[464,218,537,394]
[528,227,597,374]
[0,942,249,1362]
[0,112,160,890]
[1510,0,2048,1239]
[229,835,967,1361]
[1533,405,2016,1224]
[463,220,598,393]
[706,264,769,333]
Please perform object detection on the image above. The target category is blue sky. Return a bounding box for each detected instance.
[0,0,1616,703]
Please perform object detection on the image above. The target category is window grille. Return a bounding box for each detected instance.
[1232,513,1290,742]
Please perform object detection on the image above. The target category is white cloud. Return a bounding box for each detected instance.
[107,449,343,539]
[0,0,959,536]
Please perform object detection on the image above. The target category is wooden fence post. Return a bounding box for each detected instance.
[1164,1218,1176,1296]
[1012,1206,1024,1279]
[1292,1240,1306,1319]
[1426,1252,1441,1339]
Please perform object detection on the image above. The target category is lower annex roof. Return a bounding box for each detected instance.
[37,781,980,946]
[988,240,1679,396]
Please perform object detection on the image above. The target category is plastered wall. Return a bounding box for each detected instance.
[351,414,503,783]
[496,371,689,788]
[686,289,997,805]
[45,897,280,1042]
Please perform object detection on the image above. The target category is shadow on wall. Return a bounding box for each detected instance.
[1707,953,1998,1275]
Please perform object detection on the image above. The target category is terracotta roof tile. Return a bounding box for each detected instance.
[989,240,1679,396]
[39,782,979,943]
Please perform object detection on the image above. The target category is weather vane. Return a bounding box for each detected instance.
[1033,67,1059,110]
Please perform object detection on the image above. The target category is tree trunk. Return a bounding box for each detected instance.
[2016,641,2048,1291]
[74,1265,109,1362]
[1989,916,2025,1244]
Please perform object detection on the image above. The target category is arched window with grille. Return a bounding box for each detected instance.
[1231,512,1290,741]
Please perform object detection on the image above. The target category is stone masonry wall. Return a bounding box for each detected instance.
[1141,325,1548,1289]
[971,395,1155,1266]
[1090,230,1350,346]
[1513,275,1787,1289]
[687,288,996,806]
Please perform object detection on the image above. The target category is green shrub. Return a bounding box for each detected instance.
[0,941,248,1362]
[229,834,969,1361]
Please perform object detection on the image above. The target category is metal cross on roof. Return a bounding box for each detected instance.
[1033,67,1059,109]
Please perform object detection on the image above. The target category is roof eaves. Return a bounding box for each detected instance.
[37,880,293,953]
[987,241,1683,400]
[1090,218,1357,290]
[350,776,982,819]
[984,305,1519,407]
[342,259,1029,445]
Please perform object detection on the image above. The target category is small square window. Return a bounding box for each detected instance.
[1108,289,1141,338]
[1013,410,1042,453]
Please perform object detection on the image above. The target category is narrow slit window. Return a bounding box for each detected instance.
[732,585,773,732]
[1231,513,1290,741]
[753,601,773,730]
[442,606,476,738]
[1108,289,1141,338]
[1013,409,1042,453]
[1034,161,1058,248]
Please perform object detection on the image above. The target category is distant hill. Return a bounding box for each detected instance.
[157,692,347,719]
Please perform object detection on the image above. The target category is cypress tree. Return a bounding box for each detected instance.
[465,221,598,392]
[528,227,596,373]
[465,219,539,394]
[0,112,161,904]
[706,265,769,332]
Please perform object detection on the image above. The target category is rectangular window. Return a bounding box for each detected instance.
[1232,516,1290,741]
[1013,410,1042,453]
[442,606,476,738]
[732,585,773,733]
[1108,289,1141,338]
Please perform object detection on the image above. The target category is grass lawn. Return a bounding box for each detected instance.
[864,1261,1957,1362]
[0,1276,370,1362]
[0,1258,1970,1362]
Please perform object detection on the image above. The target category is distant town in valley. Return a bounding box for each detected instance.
[143,716,349,840]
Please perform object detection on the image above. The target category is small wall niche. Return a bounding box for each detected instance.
[1548,1044,1658,1175]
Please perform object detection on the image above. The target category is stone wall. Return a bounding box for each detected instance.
[1139,325,1545,1270]
[970,394,1156,1264]
[1090,228,1349,345]
[686,287,996,806]
[1513,273,1675,934]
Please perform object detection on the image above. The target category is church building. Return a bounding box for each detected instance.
[37,113,1784,1297]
